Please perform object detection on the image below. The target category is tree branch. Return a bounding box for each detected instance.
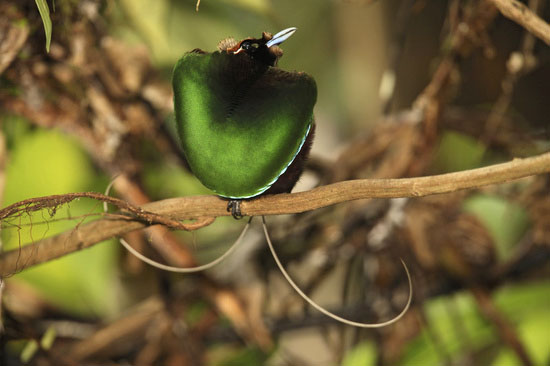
[488,0,550,45]
[1,151,549,276]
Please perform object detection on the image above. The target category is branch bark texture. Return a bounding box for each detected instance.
[1,152,550,276]
[488,0,550,45]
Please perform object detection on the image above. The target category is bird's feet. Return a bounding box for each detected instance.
[227,200,243,220]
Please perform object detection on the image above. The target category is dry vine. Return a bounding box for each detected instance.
[488,0,550,45]
[1,151,549,276]
[0,192,213,231]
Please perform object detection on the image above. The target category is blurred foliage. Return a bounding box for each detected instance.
[401,281,550,365]
[432,131,486,173]
[1,118,118,317]
[218,346,269,366]
[1,0,550,365]
[110,0,354,131]
[492,282,550,365]
[463,194,530,260]
[342,340,377,366]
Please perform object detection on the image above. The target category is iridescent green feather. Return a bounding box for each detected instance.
[172,51,316,198]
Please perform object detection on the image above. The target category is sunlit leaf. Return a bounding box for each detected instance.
[217,0,272,14]
[401,282,550,365]
[35,0,52,52]
[116,0,274,65]
[400,291,494,365]
[432,131,485,173]
[494,281,550,365]
[2,128,118,317]
[517,310,550,365]
[342,340,377,366]
[491,349,522,366]
[20,340,39,364]
[40,326,57,350]
[463,195,530,260]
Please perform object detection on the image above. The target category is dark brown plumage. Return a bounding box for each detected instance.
[219,31,316,198]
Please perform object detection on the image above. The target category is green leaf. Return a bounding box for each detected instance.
[35,0,52,52]
[342,340,377,366]
[217,0,272,14]
[400,282,550,365]
[2,128,118,317]
[491,349,522,366]
[219,346,268,366]
[432,131,486,173]
[20,340,39,364]
[463,195,530,260]
[115,0,275,65]
[399,291,495,365]
[493,281,550,365]
[40,326,57,350]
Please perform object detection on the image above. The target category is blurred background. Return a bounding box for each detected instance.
[1,0,550,365]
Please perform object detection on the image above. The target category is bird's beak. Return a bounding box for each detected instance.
[266,27,297,48]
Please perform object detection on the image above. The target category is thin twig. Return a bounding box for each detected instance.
[0,192,211,232]
[0,151,549,276]
[483,0,542,145]
[487,0,550,45]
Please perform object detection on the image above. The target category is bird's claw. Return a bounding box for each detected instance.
[227,200,243,219]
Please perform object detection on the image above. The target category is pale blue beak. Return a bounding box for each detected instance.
[266,27,297,48]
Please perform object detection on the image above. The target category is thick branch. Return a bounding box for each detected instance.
[1,152,549,276]
[488,0,550,45]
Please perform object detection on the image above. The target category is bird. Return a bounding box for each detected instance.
[171,36,413,328]
[172,28,317,217]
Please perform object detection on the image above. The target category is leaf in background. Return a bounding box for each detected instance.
[491,348,521,366]
[207,345,269,366]
[2,128,119,317]
[401,282,550,365]
[216,0,272,14]
[398,330,441,366]
[115,0,274,65]
[20,340,39,364]
[515,310,550,365]
[35,0,52,52]
[463,195,530,260]
[400,292,495,365]
[432,131,486,173]
[220,347,268,366]
[342,340,377,366]
[143,160,210,198]
[493,281,550,366]
[118,0,172,64]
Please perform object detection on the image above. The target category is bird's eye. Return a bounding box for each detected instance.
[232,40,261,56]
[242,41,258,51]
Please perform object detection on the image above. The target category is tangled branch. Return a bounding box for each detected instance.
[1,151,549,276]
[0,192,212,231]
[488,0,550,45]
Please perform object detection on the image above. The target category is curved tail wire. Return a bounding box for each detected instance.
[104,177,411,326]
[104,178,250,273]
[262,215,412,328]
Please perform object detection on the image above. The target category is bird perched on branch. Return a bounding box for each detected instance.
[172,28,317,217]
[171,35,412,328]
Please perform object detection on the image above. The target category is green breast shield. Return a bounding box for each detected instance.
[172,29,317,199]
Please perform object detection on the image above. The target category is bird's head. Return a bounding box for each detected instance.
[218,27,297,67]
